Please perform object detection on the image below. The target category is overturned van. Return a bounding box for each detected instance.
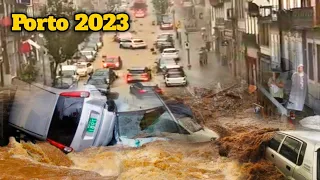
[9,78,117,153]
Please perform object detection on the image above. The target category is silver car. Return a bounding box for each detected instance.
[266,131,320,180]
[9,78,117,153]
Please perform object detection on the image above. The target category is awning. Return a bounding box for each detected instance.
[252,0,270,7]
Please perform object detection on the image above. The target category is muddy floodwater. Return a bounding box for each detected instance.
[1,137,244,180]
[0,126,285,180]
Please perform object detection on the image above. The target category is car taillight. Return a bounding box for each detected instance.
[289,111,296,120]
[47,139,73,153]
[60,91,90,98]
[103,63,108,67]
[115,62,119,67]
[141,73,148,77]
[155,89,162,93]
[139,89,147,93]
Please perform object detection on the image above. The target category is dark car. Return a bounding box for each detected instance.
[129,82,163,98]
[86,77,110,93]
[102,55,123,70]
[126,67,152,83]
[91,68,118,84]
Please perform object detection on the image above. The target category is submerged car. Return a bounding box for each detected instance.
[102,55,123,70]
[126,67,152,83]
[9,78,117,153]
[115,94,219,147]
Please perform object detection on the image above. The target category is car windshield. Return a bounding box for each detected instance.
[88,78,105,85]
[134,40,144,43]
[117,106,187,139]
[106,58,116,62]
[61,70,74,76]
[162,16,172,23]
[129,70,145,74]
[167,73,184,78]
[93,71,108,77]
[77,64,86,68]
[164,49,177,53]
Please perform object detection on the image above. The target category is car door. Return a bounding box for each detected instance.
[276,136,302,178]
[266,133,286,164]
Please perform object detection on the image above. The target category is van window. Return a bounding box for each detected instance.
[279,136,302,164]
[47,96,84,146]
[268,133,285,151]
[298,142,307,166]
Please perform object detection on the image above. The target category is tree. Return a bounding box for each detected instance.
[42,0,89,86]
[152,0,169,14]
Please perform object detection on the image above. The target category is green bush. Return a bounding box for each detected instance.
[20,64,39,83]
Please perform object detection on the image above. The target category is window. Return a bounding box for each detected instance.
[302,0,311,7]
[268,133,285,151]
[297,143,307,165]
[279,136,302,164]
[317,45,320,83]
[47,96,84,146]
[259,24,269,46]
[308,43,314,80]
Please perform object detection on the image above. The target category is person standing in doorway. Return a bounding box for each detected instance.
[268,71,284,103]
[287,64,308,112]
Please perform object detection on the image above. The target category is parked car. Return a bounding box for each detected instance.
[114,32,132,42]
[115,95,219,147]
[86,77,110,93]
[102,55,123,70]
[134,9,146,18]
[265,131,320,180]
[85,41,98,51]
[155,57,178,72]
[119,39,147,49]
[130,82,163,98]
[72,52,89,63]
[160,15,173,30]
[91,68,118,85]
[80,48,97,62]
[57,65,80,82]
[9,78,117,153]
[126,67,152,83]
[88,33,103,48]
[75,62,93,77]
[165,71,187,87]
[161,48,180,61]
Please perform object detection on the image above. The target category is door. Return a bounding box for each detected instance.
[277,136,302,178]
[266,133,286,164]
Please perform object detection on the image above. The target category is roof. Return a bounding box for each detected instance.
[279,130,320,145]
[163,48,177,51]
[165,65,181,69]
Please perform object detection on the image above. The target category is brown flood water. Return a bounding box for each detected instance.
[0,127,284,180]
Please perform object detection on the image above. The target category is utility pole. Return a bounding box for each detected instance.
[185,31,191,69]
[231,0,237,76]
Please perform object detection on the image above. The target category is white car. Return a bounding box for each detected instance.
[80,48,97,62]
[161,48,180,60]
[156,57,178,71]
[265,131,320,180]
[119,39,147,49]
[75,62,94,77]
[165,71,187,87]
[57,65,80,82]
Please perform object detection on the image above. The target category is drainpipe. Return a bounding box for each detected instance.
[278,0,284,72]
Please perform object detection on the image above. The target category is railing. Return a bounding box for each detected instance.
[291,7,314,29]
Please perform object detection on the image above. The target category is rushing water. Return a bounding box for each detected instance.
[0,137,244,180]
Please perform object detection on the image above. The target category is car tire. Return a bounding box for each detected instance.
[165,83,169,87]
[130,46,134,49]
[119,44,123,48]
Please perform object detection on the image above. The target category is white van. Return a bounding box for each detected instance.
[9,78,117,153]
[266,131,320,180]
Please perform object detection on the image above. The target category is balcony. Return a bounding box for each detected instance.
[279,7,315,29]
[258,6,277,23]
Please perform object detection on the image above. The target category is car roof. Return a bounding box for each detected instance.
[163,48,177,51]
[166,65,181,69]
[132,38,143,41]
[279,130,320,145]
[128,67,146,70]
